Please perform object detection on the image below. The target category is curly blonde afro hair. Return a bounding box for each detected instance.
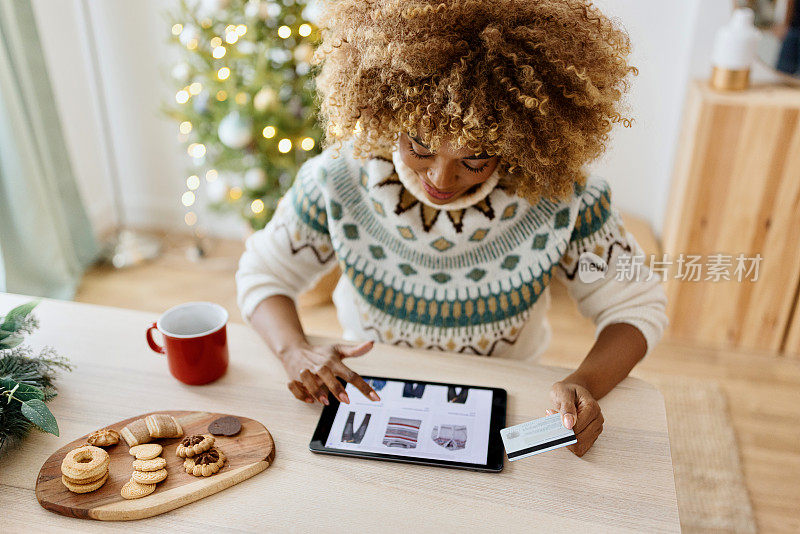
[312,0,637,202]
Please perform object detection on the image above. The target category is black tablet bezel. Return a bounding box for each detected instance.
[309,375,507,472]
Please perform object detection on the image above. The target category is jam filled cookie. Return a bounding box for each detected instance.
[129,443,163,460]
[132,456,167,471]
[176,434,214,458]
[120,479,157,500]
[60,445,110,481]
[87,428,120,447]
[145,414,183,439]
[183,447,226,477]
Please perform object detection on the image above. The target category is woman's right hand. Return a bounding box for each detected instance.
[279,340,380,405]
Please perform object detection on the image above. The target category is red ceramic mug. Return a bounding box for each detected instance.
[146,302,229,385]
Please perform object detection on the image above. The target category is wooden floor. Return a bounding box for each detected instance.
[75,231,800,533]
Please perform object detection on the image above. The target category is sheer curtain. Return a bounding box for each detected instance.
[0,0,98,299]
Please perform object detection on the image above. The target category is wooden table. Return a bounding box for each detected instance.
[0,294,680,532]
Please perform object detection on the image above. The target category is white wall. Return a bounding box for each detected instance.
[32,0,221,237]
[32,0,759,239]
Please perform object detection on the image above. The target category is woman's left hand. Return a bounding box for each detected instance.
[547,381,604,457]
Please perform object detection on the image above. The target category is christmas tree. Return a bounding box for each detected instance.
[166,0,322,231]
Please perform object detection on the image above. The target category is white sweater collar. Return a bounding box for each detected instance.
[391,145,502,211]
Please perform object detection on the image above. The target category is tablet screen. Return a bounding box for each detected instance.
[322,378,495,465]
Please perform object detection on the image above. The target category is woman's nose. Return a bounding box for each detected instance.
[427,161,458,189]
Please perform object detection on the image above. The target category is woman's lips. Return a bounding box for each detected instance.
[421,179,456,200]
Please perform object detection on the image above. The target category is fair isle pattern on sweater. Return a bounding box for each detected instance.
[274,146,615,356]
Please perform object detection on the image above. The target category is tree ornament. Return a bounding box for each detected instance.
[206,179,228,203]
[293,43,314,63]
[218,111,253,149]
[245,0,270,19]
[178,24,200,47]
[193,91,211,114]
[244,167,267,189]
[171,62,190,82]
[253,87,277,111]
[238,40,257,55]
[266,2,282,18]
[195,0,230,18]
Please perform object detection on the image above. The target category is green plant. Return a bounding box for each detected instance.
[0,301,72,453]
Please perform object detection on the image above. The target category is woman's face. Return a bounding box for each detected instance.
[398,132,499,205]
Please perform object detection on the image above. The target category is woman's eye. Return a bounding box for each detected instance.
[408,141,432,158]
[463,161,489,173]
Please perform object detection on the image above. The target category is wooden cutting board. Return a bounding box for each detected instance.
[35,410,275,521]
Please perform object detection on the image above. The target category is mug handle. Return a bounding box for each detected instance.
[146,323,165,354]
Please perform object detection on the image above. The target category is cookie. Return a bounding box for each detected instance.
[183,447,225,477]
[87,428,120,447]
[129,443,163,460]
[176,434,214,458]
[62,470,107,485]
[61,445,110,481]
[145,414,183,439]
[208,416,242,436]
[132,468,168,484]
[121,418,151,447]
[132,456,167,471]
[120,478,157,500]
[61,473,108,494]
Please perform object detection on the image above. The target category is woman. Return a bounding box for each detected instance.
[236,0,667,457]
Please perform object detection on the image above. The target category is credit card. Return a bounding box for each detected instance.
[500,413,577,461]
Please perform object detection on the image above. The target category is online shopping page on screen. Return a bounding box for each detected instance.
[324,379,494,465]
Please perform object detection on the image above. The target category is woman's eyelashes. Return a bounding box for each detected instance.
[408,140,432,159]
[407,141,490,173]
[463,162,489,173]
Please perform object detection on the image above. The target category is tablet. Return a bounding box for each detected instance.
[309,376,507,472]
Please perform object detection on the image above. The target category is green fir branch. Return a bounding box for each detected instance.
[0,302,71,454]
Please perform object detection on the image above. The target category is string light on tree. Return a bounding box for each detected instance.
[250,199,265,214]
[181,191,196,207]
[244,167,266,189]
[278,138,292,153]
[187,143,206,158]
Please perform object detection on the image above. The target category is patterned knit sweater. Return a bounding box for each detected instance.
[236,141,668,359]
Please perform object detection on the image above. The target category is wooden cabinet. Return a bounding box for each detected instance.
[663,81,800,357]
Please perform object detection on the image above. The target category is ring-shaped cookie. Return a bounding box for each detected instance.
[60,445,110,481]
